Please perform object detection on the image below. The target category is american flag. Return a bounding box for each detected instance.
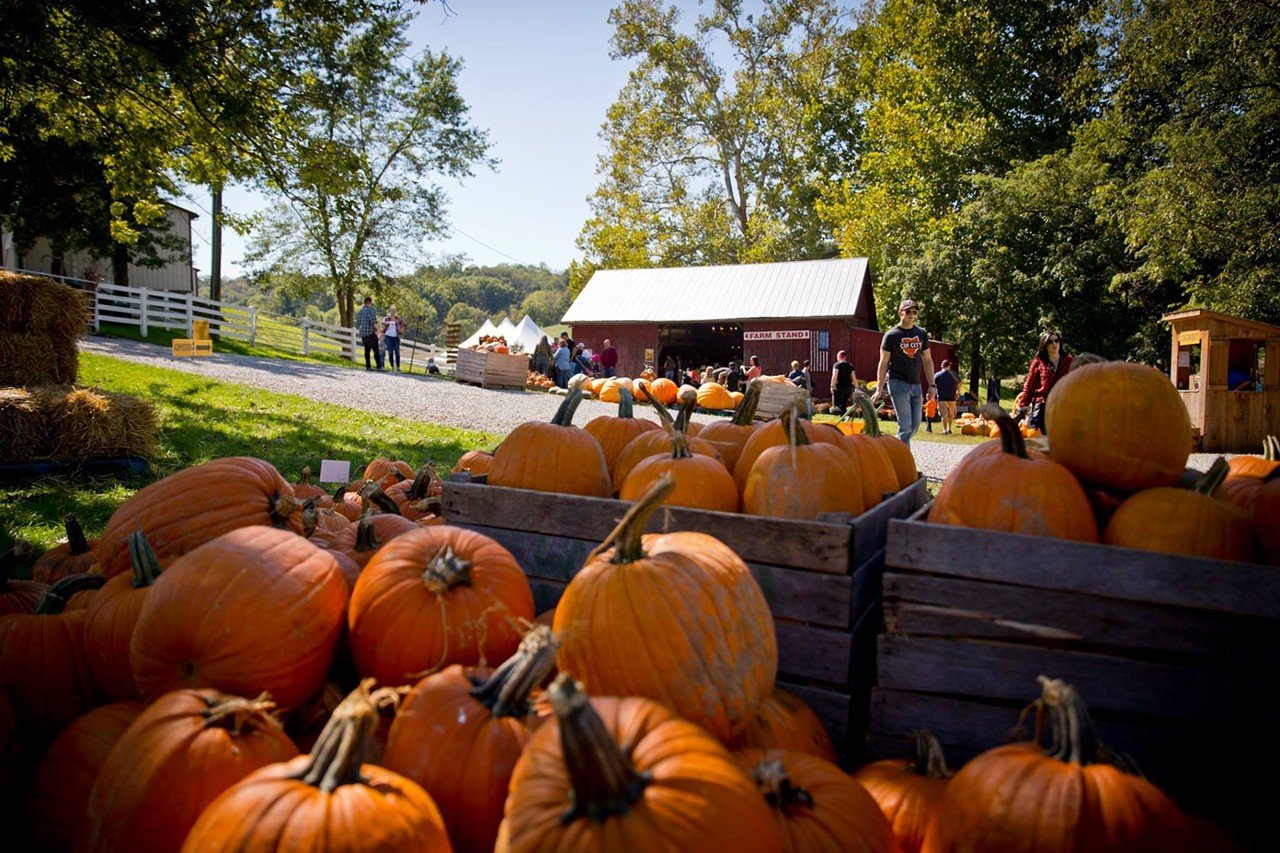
[810,330,830,372]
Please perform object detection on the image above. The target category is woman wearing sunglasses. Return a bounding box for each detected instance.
[1018,331,1073,432]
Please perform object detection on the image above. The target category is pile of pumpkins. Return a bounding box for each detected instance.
[933,358,1279,565]
[524,370,556,390]
[469,335,510,354]
[955,411,1041,439]
[0,457,1207,851]
[475,381,919,520]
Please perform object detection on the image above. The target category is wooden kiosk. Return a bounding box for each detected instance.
[1162,309,1280,452]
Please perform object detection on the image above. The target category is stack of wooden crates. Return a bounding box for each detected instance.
[443,473,928,759]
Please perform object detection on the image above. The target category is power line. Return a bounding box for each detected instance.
[441,225,533,266]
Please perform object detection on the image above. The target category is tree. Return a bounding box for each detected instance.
[244,9,491,326]
[520,288,571,328]
[444,302,489,339]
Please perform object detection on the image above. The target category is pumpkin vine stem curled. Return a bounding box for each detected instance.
[290,679,401,792]
[127,531,164,588]
[648,393,691,459]
[908,729,952,779]
[551,388,586,427]
[1031,675,1140,775]
[732,380,764,426]
[423,545,473,592]
[549,674,651,824]
[201,692,282,736]
[34,573,105,615]
[752,759,815,813]
[267,491,301,529]
[64,514,92,556]
[405,463,440,501]
[851,392,884,438]
[591,473,676,565]
[358,481,401,515]
[468,624,559,718]
[1193,457,1231,496]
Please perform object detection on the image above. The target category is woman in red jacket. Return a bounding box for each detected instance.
[1018,331,1072,431]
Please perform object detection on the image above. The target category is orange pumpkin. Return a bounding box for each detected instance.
[385,462,444,520]
[838,395,903,508]
[1220,435,1280,511]
[932,412,1098,542]
[130,526,348,709]
[584,386,661,475]
[363,456,413,489]
[96,457,304,579]
[744,408,864,520]
[554,476,776,741]
[736,748,897,852]
[181,682,453,853]
[1258,477,1280,565]
[497,674,782,851]
[1,542,47,617]
[733,411,841,492]
[452,448,494,477]
[850,394,917,489]
[348,525,535,686]
[853,730,953,853]
[697,381,736,410]
[489,389,612,497]
[329,481,365,521]
[325,513,419,569]
[613,386,723,490]
[921,676,1191,851]
[32,514,98,583]
[83,532,166,701]
[620,401,739,512]
[597,379,623,403]
[638,376,679,406]
[675,387,705,435]
[290,466,327,501]
[699,379,764,471]
[729,688,836,762]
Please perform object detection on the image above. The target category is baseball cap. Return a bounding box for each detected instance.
[898,299,919,312]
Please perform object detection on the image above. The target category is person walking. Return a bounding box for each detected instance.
[1017,331,1073,432]
[872,299,936,448]
[355,296,379,371]
[554,338,573,388]
[933,359,960,434]
[382,306,406,372]
[600,339,619,377]
[829,350,858,412]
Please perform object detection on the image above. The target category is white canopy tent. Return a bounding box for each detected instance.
[460,318,498,348]
[494,316,517,342]
[511,315,549,353]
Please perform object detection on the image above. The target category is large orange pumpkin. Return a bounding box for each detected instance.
[488,388,612,497]
[83,688,299,853]
[32,514,98,583]
[584,386,662,474]
[290,466,327,501]
[83,532,166,701]
[1258,477,1280,565]
[1,542,46,617]
[697,381,736,410]
[638,376,679,406]
[497,674,782,852]
[349,525,535,686]
[1045,359,1192,493]
[554,476,776,741]
[853,730,953,853]
[385,626,558,853]
[733,410,842,492]
[130,526,348,709]
[620,400,739,512]
[1220,435,1280,511]
[180,681,451,852]
[27,700,144,853]
[452,448,494,477]
[743,408,864,520]
[921,677,1191,851]
[699,379,764,471]
[932,413,1098,542]
[363,456,414,489]
[613,386,722,489]
[736,748,897,852]
[325,512,419,569]
[729,688,836,761]
[96,457,304,579]
[851,393,917,490]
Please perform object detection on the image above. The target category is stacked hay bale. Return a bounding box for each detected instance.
[0,270,88,386]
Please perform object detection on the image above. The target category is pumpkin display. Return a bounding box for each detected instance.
[1103,457,1256,562]
[613,386,723,489]
[853,730,953,853]
[743,408,864,520]
[850,393,918,490]
[32,514,98,583]
[83,688,299,853]
[1044,359,1193,493]
[83,532,166,701]
[620,400,739,512]
[1258,476,1280,565]
[301,500,350,541]
[638,376,679,406]
[363,456,413,489]
[838,396,901,508]
[329,480,367,521]
[921,676,1191,851]
[697,381,736,410]
[27,700,144,853]
[386,462,445,521]
[0,542,46,617]
[496,674,783,852]
[736,748,897,852]
[0,574,103,739]
[931,411,1098,542]
[325,513,419,569]
[584,386,661,474]
[290,466,327,501]
[488,388,613,497]
[1219,435,1280,511]
[96,456,304,579]
[180,681,451,853]
[130,526,348,709]
[554,476,776,741]
[452,448,494,477]
[348,525,535,686]
[733,409,841,492]
[730,688,836,762]
[567,372,592,392]
[699,379,764,471]
[597,378,623,403]
[385,626,559,853]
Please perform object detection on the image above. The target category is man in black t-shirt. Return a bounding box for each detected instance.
[829,350,857,411]
[872,299,936,448]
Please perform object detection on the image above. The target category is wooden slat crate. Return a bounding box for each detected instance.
[755,381,808,419]
[443,473,929,758]
[454,348,530,389]
[869,504,1280,842]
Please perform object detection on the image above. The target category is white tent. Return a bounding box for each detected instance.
[511,315,548,353]
[494,316,517,341]
[461,318,498,348]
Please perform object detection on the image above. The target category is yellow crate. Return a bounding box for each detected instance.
[192,319,210,340]
[172,338,213,357]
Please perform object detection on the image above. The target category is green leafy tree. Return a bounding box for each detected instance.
[519,288,572,328]
[444,302,489,339]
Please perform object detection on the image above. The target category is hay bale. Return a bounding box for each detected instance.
[0,387,51,462]
[0,270,88,333]
[0,331,77,386]
[43,387,158,462]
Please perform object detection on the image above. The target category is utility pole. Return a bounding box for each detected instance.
[210,185,223,301]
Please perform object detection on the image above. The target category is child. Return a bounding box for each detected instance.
[925,396,938,432]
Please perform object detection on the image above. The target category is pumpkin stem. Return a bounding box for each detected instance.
[422,545,472,593]
[648,395,691,459]
[128,531,164,588]
[732,379,764,426]
[358,480,401,515]
[1033,675,1139,774]
[550,388,586,427]
[1193,457,1230,496]
[781,406,812,448]
[752,758,815,813]
[549,673,651,823]
[469,625,559,718]
[64,514,92,556]
[1,542,38,590]
[852,392,883,438]
[909,729,953,779]
[616,386,636,419]
[300,497,319,538]
[201,692,284,736]
[353,517,384,555]
[673,390,697,435]
[290,679,402,792]
[981,405,1028,459]
[591,473,675,565]
[405,463,440,501]
[332,482,351,501]
[299,467,314,486]
[34,573,105,615]
[268,491,301,529]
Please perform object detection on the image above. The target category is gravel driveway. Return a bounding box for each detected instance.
[82,337,1223,480]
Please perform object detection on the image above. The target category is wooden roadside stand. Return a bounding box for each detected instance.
[1161,308,1280,452]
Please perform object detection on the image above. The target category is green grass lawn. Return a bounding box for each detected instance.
[1,353,499,559]
[96,322,359,368]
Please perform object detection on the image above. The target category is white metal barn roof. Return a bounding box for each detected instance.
[562,257,870,324]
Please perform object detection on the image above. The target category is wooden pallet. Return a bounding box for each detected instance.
[870,504,1280,843]
[454,348,529,390]
[443,473,929,759]
[755,381,808,419]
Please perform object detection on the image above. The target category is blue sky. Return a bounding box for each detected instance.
[180,1,643,278]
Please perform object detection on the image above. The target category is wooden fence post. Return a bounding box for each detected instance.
[302,318,310,356]
[248,306,257,345]
[349,327,358,363]
[138,288,149,336]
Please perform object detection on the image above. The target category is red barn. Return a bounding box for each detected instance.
[563,258,953,398]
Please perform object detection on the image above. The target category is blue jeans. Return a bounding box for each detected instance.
[604,366,616,377]
[555,365,572,388]
[887,379,923,447]
[384,336,400,368]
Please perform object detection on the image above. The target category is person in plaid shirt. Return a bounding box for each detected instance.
[355,297,381,370]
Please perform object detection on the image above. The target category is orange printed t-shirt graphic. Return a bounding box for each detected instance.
[899,337,924,359]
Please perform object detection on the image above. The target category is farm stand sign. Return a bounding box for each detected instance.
[744,330,810,341]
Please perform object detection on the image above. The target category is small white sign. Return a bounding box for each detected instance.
[318,460,351,484]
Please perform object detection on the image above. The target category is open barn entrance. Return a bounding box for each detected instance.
[655,323,743,377]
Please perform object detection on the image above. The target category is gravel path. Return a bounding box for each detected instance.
[82,336,1223,480]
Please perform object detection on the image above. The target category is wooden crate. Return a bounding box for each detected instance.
[443,473,929,759]
[454,348,529,389]
[755,381,808,419]
[869,504,1280,842]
